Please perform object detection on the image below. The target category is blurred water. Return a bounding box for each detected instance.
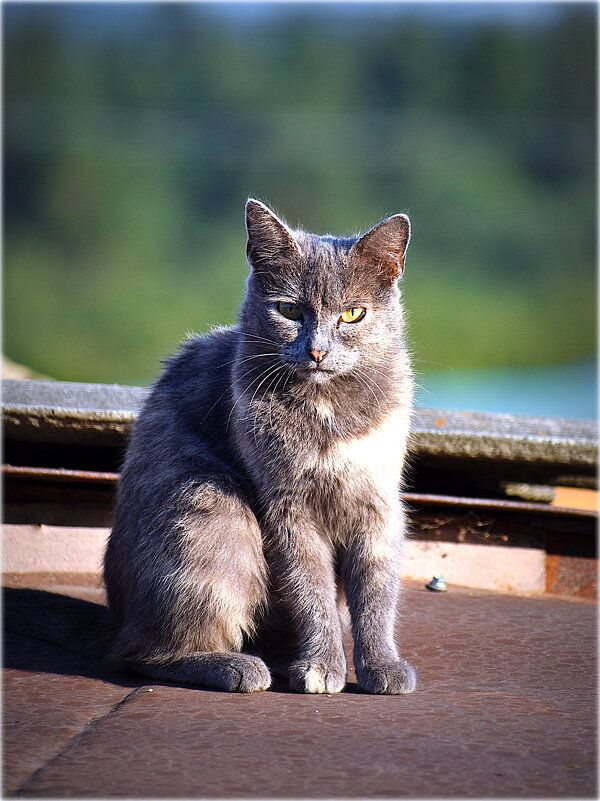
[415,360,597,420]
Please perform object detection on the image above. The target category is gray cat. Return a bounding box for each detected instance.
[103,200,416,694]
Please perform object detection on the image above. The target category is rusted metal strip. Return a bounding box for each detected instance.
[402,491,597,519]
[2,465,119,484]
[3,465,595,520]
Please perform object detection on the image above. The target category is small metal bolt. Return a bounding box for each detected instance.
[426,575,447,592]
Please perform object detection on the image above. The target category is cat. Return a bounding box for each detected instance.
[103,199,416,694]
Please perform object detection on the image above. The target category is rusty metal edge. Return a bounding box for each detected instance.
[2,465,120,484]
[3,464,596,520]
[402,491,597,519]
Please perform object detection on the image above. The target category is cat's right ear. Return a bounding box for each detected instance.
[245,199,301,271]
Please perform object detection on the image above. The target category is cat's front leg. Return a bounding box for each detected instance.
[343,511,417,695]
[267,514,347,694]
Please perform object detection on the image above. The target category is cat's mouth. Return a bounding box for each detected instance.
[294,362,336,381]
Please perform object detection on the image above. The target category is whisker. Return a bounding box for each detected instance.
[235,331,280,346]
[247,364,285,412]
[363,362,403,378]
[413,359,453,370]
[227,362,282,431]
[202,357,278,423]
[246,365,286,441]
[267,364,291,431]
[412,381,433,397]
[197,386,232,428]
[225,366,275,429]
[356,365,387,396]
[353,372,379,409]
[200,352,284,426]
[251,365,287,446]
[217,352,279,370]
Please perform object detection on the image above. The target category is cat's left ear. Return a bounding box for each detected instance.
[350,214,411,281]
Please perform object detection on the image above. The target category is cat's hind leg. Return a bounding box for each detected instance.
[105,476,271,692]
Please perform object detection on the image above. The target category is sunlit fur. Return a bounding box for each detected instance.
[103,200,416,694]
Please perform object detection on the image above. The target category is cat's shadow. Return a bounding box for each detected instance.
[3,587,363,695]
[3,586,142,689]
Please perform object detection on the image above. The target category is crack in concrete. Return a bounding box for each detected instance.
[13,685,148,796]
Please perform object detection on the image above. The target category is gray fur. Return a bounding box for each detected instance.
[104,199,416,694]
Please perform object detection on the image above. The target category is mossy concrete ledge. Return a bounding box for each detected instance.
[411,407,597,468]
[3,379,597,472]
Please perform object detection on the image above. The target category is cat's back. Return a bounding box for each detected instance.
[122,326,243,478]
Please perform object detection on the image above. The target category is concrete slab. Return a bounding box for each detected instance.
[3,580,596,798]
[2,585,135,795]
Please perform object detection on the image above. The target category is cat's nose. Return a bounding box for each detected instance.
[308,348,328,363]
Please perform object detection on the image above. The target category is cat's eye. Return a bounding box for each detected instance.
[277,302,303,321]
[339,307,366,324]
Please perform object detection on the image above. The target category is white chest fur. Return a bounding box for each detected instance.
[321,408,410,492]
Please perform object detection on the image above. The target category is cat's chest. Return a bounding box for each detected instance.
[315,406,409,488]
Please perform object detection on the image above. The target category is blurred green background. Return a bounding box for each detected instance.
[4,2,596,417]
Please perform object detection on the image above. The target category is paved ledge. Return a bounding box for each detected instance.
[3,577,596,798]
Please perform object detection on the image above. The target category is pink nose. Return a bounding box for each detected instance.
[309,349,327,363]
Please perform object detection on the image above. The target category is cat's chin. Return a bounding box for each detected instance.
[295,365,336,383]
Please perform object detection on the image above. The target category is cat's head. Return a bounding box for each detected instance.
[239,199,410,384]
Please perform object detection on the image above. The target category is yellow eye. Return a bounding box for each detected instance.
[277,301,303,321]
[339,307,366,324]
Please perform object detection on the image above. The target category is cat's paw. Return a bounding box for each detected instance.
[228,653,273,692]
[356,659,417,694]
[289,659,347,694]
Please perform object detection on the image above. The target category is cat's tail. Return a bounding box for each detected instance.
[3,587,108,659]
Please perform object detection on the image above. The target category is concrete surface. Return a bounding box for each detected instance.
[3,578,596,798]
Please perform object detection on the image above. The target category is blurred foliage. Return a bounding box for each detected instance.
[4,3,596,385]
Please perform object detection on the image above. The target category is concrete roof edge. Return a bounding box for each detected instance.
[3,379,597,468]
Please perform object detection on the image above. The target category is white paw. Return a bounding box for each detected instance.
[289,660,346,694]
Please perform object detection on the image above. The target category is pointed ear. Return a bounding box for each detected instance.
[245,199,300,271]
[350,213,411,281]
